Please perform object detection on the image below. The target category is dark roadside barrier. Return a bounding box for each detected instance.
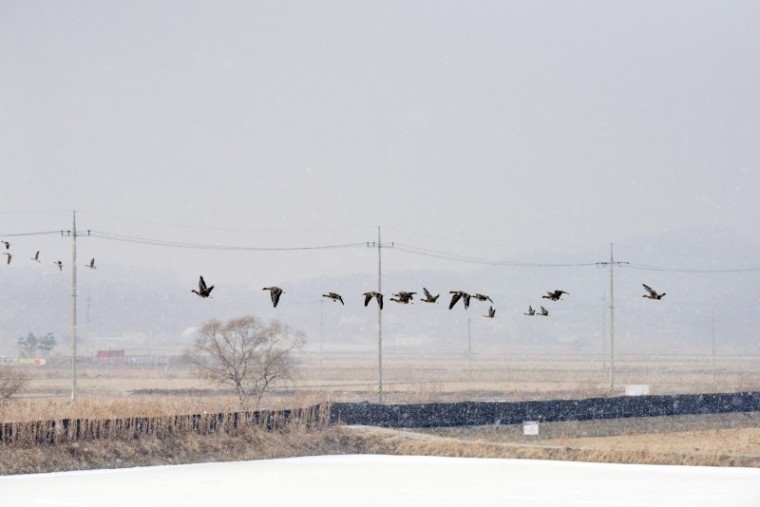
[328,391,760,428]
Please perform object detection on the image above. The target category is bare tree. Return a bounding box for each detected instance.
[0,366,27,404]
[183,315,304,409]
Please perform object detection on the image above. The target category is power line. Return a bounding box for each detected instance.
[78,210,372,235]
[394,243,600,267]
[0,230,63,237]
[88,231,368,251]
[622,263,760,274]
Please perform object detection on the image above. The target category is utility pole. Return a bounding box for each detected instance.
[467,317,472,379]
[711,318,716,384]
[61,210,90,403]
[601,295,607,373]
[367,226,393,403]
[319,297,324,370]
[596,244,628,394]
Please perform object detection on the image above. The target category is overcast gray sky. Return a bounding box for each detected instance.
[2,0,759,287]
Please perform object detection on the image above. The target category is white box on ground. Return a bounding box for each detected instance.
[523,421,539,436]
[625,385,651,396]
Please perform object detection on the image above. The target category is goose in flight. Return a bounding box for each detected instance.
[54,260,63,271]
[542,290,569,301]
[322,292,344,305]
[363,291,384,310]
[642,284,666,300]
[524,306,535,316]
[472,293,493,304]
[85,258,96,269]
[390,294,413,304]
[421,287,439,303]
[391,291,415,304]
[31,251,40,263]
[448,290,471,310]
[263,286,284,307]
[484,306,496,318]
[538,306,549,316]
[3,252,11,265]
[1,241,9,250]
[191,276,214,298]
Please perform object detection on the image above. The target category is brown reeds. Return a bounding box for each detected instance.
[0,395,330,448]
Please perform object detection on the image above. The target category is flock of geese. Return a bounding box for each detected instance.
[0,241,96,271]
[1,239,666,316]
[191,276,667,318]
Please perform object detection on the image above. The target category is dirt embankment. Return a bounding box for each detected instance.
[3,414,760,475]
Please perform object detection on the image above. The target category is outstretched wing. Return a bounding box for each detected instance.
[423,287,433,299]
[199,276,208,292]
[376,293,383,310]
[463,293,471,309]
[364,293,372,307]
[448,292,462,310]
[642,284,656,297]
[271,288,282,307]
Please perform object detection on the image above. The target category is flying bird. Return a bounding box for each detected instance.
[363,291,384,310]
[322,292,344,305]
[31,251,40,263]
[524,306,535,316]
[3,252,11,265]
[191,276,214,298]
[538,306,549,316]
[391,291,415,304]
[472,293,493,304]
[263,286,284,307]
[85,258,96,269]
[448,290,471,310]
[421,287,439,303]
[642,284,666,300]
[54,260,63,271]
[1,241,9,250]
[542,290,569,301]
[484,306,496,318]
[390,294,413,304]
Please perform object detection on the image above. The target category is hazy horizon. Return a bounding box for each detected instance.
[2,2,759,357]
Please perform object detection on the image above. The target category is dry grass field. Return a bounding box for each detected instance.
[1,351,759,473]
[11,351,760,405]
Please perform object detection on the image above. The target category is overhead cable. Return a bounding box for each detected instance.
[394,243,600,267]
[622,262,760,274]
[89,230,367,251]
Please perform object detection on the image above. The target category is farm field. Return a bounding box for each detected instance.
[2,351,759,472]
[10,351,760,406]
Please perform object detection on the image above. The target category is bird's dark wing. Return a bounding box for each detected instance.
[271,289,282,307]
[364,293,372,307]
[377,293,383,310]
[423,287,433,299]
[338,295,344,305]
[206,285,214,296]
[449,292,462,310]
[463,293,471,309]
[642,284,656,296]
[199,276,207,291]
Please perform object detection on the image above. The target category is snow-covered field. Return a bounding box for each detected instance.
[2,455,759,507]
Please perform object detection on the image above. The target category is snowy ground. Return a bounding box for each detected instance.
[2,455,759,507]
